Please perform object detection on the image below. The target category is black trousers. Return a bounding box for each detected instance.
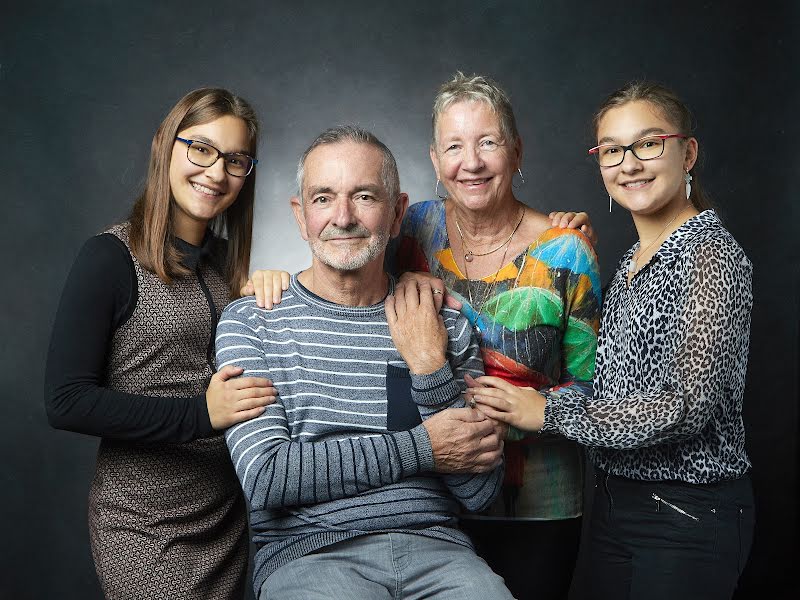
[584,472,754,600]
[461,517,582,600]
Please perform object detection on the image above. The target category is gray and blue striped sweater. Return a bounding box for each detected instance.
[216,275,503,591]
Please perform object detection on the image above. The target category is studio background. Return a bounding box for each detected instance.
[2,1,796,598]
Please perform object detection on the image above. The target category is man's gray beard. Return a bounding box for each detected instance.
[309,229,390,272]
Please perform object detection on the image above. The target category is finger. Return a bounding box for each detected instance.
[444,292,462,311]
[281,271,290,290]
[240,280,255,297]
[250,271,265,308]
[385,294,398,327]
[401,278,421,313]
[235,394,275,410]
[215,365,244,381]
[549,211,564,226]
[446,406,486,422]
[567,211,589,229]
[392,281,406,318]
[473,375,517,392]
[235,387,277,402]
[416,279,436,313]
[271,271,286,306]
[472,393,511,412]
[464,373,483,389]
[559,211,576,229]
[232,406,268,423]
[230,376,272,389]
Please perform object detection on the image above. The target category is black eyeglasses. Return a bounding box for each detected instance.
[175,137,258,177]
[588,133,688,167]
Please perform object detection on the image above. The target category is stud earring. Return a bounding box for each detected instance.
[435,180,446,199]
[684,170,693,200]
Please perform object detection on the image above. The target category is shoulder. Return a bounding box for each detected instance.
[74,232,133,277]
[534,227,596,257]
[682,215,752,275]
[441,306,474,342]
[402,200,444,229]
[221,295,261,320]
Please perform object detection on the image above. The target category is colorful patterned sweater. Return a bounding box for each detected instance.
[390,200,601,519]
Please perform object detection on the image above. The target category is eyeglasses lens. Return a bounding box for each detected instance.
[187,141,252,176]
[597,136,666,167]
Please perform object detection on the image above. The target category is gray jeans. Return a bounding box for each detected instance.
[260,532,515,599]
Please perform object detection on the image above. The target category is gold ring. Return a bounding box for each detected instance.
[431,289,443,295]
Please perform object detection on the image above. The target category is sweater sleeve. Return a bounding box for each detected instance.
[541,238,753,449]
[45,234,214,442]
[409,309,504,512]
[218,305,434,511]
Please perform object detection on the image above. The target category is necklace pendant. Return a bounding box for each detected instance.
[628,259,636,274]
[464,252,474,262]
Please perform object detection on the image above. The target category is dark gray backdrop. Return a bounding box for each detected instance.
[2,1,796,598]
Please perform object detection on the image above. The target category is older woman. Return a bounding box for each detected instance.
[246,74,600,599]
[389,73,601,600]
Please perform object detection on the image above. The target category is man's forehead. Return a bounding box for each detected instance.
[303,141,385,189]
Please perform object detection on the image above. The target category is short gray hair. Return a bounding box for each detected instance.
[431,72,520,148]
[296,125,400,204]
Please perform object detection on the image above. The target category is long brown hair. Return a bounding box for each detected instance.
[128,87,259,297]
[592,82,712,211]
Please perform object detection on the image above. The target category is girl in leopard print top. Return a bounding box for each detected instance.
[469,83,753,600]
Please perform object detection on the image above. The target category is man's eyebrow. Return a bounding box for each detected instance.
[306,185,335,196]
[354,184,385,195]
[597,127,667,145]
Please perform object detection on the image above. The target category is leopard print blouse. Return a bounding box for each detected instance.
[542,210,752,483]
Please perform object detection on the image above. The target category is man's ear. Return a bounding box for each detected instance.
[290,196,309,241]
[390,193,409,238]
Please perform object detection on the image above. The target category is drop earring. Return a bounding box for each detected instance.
[517,168,525,184]
[435,179,446,199]
[685,170,693,200]
[609,195,613,213]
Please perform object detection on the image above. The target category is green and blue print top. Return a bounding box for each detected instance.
[390,200,601,519]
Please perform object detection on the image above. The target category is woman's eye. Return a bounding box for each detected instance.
[227,156,243,166]
[602,146,620,156]
[640,140,658,149]
[480,139,497,149]
[194,145,210,154]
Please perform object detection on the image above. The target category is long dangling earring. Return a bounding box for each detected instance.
[517,168,525,184]
[684,169,693,200]
[435,179,446,199]
[609,195,613,213]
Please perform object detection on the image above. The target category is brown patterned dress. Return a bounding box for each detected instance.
[88,223,248,599]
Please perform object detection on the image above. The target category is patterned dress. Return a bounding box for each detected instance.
[391,200,602,519]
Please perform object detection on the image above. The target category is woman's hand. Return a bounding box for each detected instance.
[464,374,545,432]
[240,270,291,308]
[549,211,597,246]
[206,365,278,429]
[398,271,461,311]
[385,277,447,374]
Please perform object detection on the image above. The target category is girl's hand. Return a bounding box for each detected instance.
[464,374,546,432]
[206,365,278,429]
[548,211,597,246]
[240,270,291,308]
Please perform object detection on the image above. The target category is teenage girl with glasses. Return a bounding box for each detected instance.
[468,82,754,600]
[45,88,277,598]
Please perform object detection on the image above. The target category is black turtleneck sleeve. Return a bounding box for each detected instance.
[45,234,214,443]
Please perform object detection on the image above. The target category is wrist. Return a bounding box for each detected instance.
[405,352,446,375]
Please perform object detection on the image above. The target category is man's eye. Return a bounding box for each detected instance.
[445,144,460,152]
[312,196,329,204]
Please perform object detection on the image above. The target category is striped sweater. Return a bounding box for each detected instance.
[216,275,503,590]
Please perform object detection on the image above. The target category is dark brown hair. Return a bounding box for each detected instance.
[128,87,259,297]
[592,81,712,211]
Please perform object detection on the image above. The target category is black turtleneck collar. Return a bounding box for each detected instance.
[173,230,217,271]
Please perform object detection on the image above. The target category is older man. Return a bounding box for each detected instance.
[216,126,510,599]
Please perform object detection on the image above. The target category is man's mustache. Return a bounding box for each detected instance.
[319,226,371,240]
